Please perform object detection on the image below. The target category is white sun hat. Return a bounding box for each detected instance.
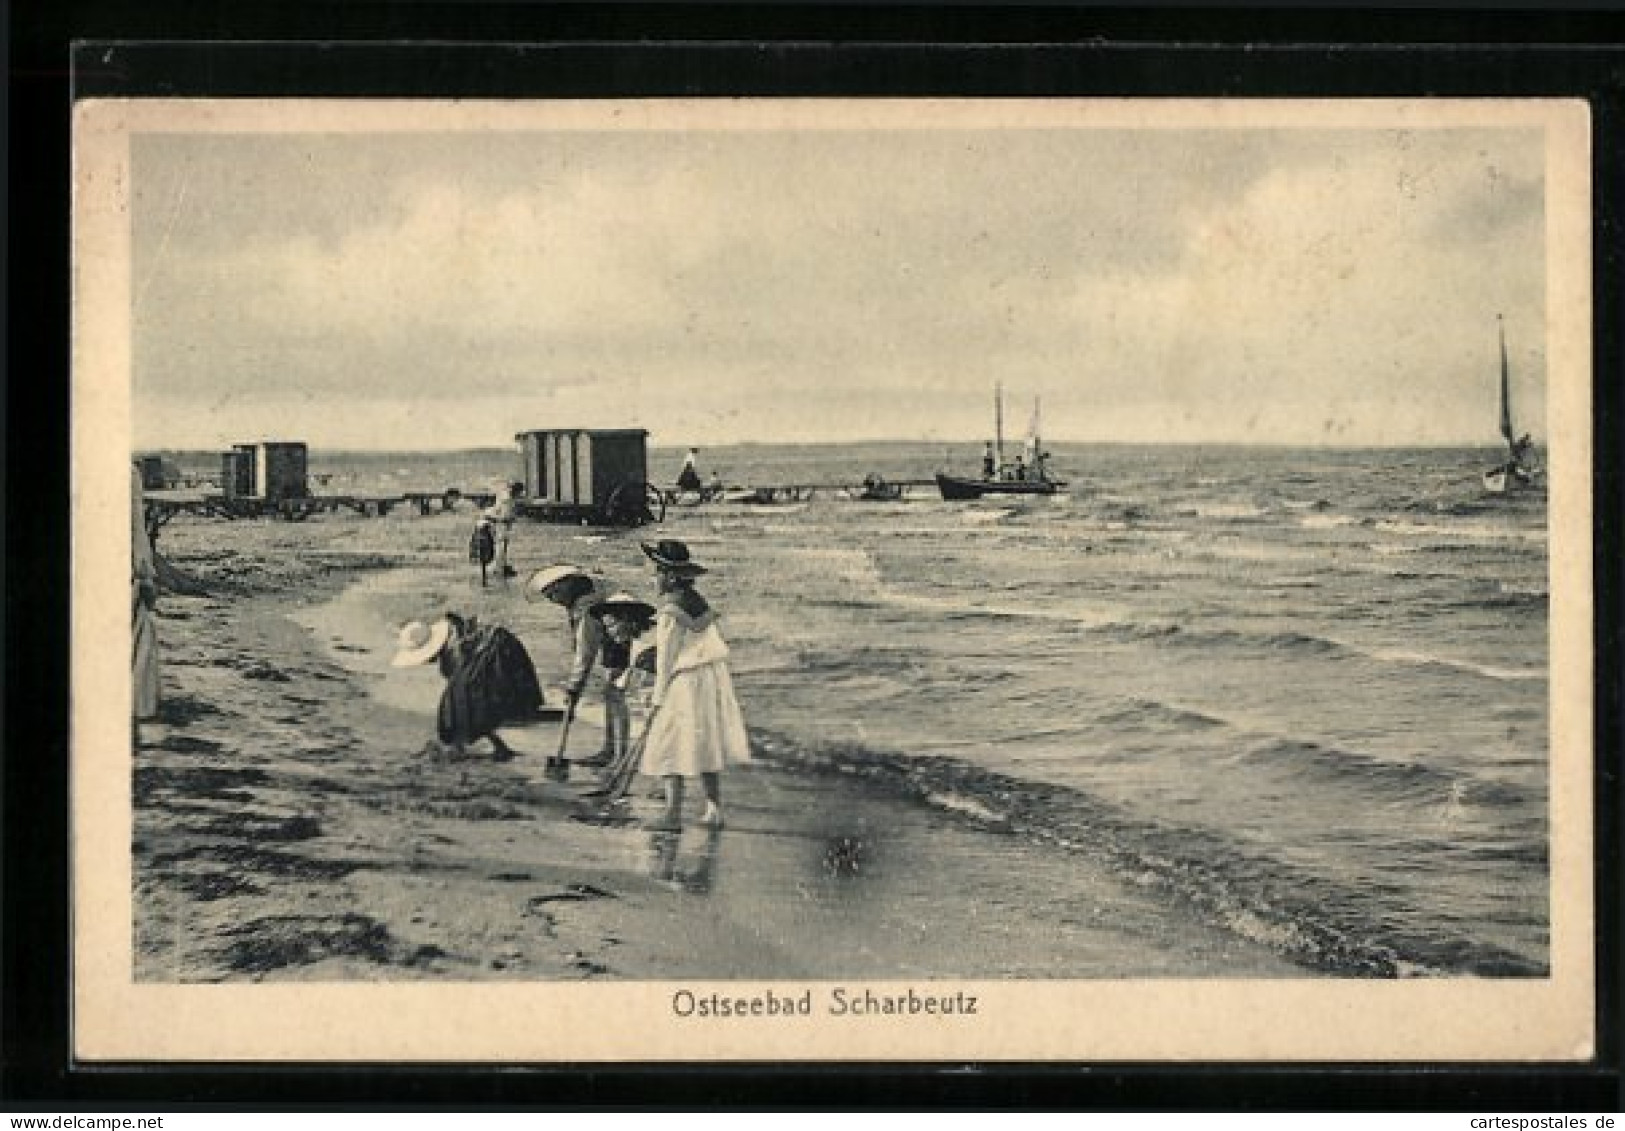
[391,619,453,668]
[523,563,589,604]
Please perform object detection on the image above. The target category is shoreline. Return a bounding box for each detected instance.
[134,512,1310,982]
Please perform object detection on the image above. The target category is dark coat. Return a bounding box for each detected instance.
[469,522,496,566]
[437,620,543,745]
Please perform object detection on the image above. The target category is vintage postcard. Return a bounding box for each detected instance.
[73,97,1593,1062]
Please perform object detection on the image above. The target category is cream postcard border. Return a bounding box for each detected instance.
[71,97,1594,1063]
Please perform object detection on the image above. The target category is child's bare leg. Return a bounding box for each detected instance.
[643,774,684,830]
[700,772,723,828]
[599,685,628,762]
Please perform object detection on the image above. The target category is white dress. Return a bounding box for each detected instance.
[639,601,751,777]
[132,465,161,720]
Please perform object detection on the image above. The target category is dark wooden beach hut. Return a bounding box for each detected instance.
[514,428,663,526]
[220,441,309,502]
[221,448,253,500]
[135,455,168,491]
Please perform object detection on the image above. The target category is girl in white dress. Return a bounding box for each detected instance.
[638,540,751,829]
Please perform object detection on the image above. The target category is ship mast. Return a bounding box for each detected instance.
[994,381,1005,468]
[1497,313,1514,452]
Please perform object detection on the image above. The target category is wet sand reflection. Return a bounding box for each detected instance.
[647,827,722,894]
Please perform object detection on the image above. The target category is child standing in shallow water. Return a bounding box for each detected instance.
[637,540,751,830]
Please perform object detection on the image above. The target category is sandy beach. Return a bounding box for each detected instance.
[130,508,1314,983]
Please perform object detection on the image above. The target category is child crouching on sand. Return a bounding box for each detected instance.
[637,540,751,830]
[392,612,543,761]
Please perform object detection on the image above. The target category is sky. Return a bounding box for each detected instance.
[128,116,1549,450]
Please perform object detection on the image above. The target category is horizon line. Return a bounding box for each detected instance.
[132,437,1528,455]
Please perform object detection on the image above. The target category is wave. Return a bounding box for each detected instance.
[1258,577,1323,590]
[1097,697,1229,731]
[1091,695,1538,809]
[960,507,1016,524]
[830,576,1546,686]
[1099,624,1347,657]
[853,585,1123,631]
[751,730,1546,978]
[1297,513,1359,530]
[1176,502,1268,521]
[1497,580,1550,599]
[1234,738,1532,809]
[1374,518,1547,546]
[1362,646,1544,683]
[1089,620,1546,685]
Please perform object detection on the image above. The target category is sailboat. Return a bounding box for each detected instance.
[935,383,1067,500]
[1481,315,1539,494]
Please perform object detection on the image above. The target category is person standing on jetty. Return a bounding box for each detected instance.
[524,564,624,781]
[677,448,703,492]
[638,540,751,831]
[392,613,544,761]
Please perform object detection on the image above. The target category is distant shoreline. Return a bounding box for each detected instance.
[134,439,1526,459]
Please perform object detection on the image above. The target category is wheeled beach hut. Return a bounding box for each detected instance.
[514,428,664,526]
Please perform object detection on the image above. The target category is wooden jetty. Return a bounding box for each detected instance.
[662,477,936,506]
[141,487,497,538]
[140,438,510,536]
[402,488,497,515]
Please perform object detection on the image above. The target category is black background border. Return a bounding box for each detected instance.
[8,3,1623,1110]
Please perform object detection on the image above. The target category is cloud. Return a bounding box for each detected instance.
[1033,131,1546,442]
[131,126,1548,448]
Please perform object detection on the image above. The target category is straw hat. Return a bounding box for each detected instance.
[523,563,589,604]
[391,619,452,668]
[588,591,657,623]
[641,539,707,576]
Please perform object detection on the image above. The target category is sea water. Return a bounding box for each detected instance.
[287,441,1554,978]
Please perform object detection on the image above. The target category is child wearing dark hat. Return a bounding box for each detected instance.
[583,592,659,800]
[637,540,751,830]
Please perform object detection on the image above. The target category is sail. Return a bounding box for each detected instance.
[1023,397,1042,463]
[1497,316,1514,447]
